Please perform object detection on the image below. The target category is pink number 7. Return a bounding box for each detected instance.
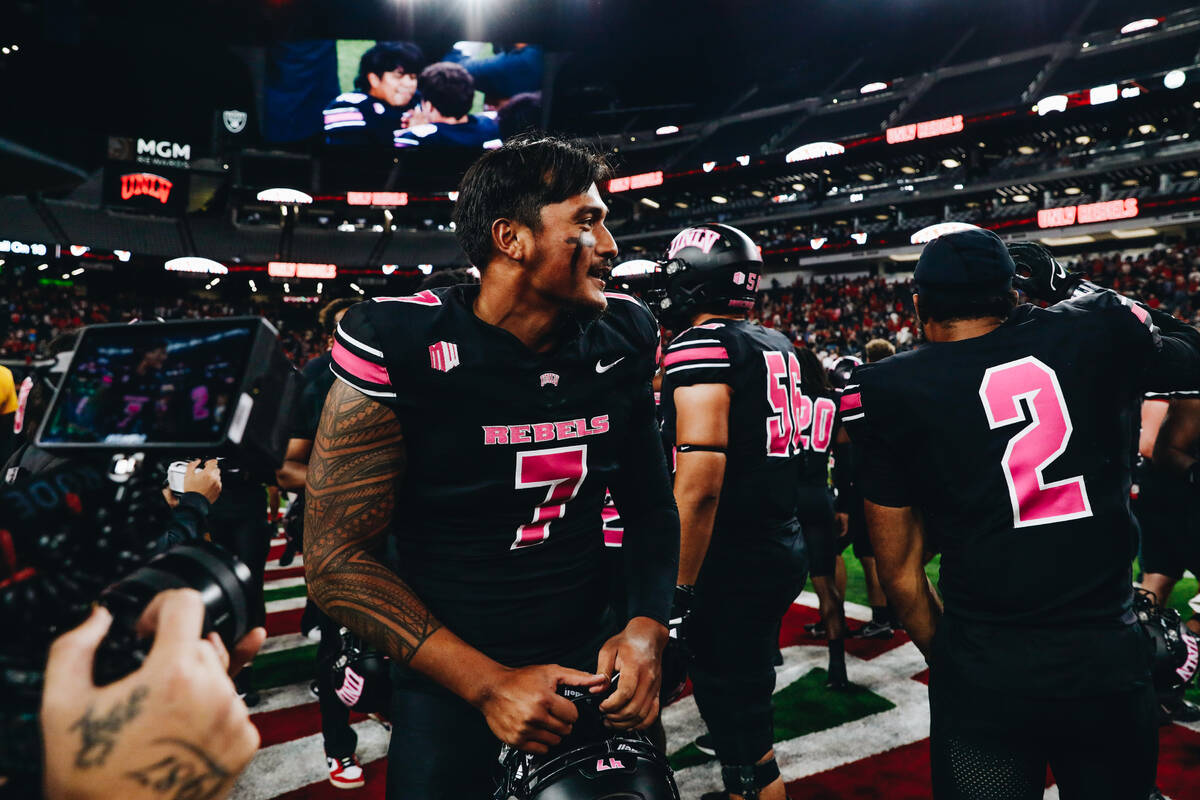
[512,445,589,549]
[978,357,1092,528]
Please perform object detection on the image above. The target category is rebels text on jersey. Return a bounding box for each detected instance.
[330,285,674,666]
[661,319,809,533]
[842,291,1200,695]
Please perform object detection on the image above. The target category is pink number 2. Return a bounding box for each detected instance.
[512,445,589,549]
[978,356,1092,528]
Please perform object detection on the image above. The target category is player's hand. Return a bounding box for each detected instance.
[835,512,849,537]
[183,459,222,504]
[1008,242,1081,303]
[477,664,607,754]
[41,591,260,800]
[596,616,668,730]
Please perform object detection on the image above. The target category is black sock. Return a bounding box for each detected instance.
[828,638,845,665]
[871,605,888,624]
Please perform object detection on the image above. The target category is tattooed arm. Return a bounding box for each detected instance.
[40,590,263,800]
[304,381,606,753]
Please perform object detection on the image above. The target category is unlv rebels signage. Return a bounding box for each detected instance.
[103,165,189,215]
[107,136,193,168]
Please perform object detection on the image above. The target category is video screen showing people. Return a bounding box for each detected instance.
[264,39,545,152]
[40,325,255,446]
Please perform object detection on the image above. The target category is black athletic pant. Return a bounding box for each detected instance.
[929,670,1158,800]
[315,607,357,759]
[688,523,808,766]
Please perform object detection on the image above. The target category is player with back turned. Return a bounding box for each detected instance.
[658,223,809,800]
[843,229,1200,799]
[303,136,679,800]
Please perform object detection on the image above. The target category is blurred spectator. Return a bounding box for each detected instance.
[497,91,543,140]
[267,41,341,144]
[394,63,500,150]
[445,43,544,109]
[323,42,425,147]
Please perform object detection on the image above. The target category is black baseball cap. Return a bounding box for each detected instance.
[914,228,1015,298]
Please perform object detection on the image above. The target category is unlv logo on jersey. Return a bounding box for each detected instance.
[428,341,460,373]
[540,372,560,387]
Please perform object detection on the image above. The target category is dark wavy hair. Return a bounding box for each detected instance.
[354,42,425,92]
[452,135,611,270]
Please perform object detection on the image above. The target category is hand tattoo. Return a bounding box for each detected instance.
[124,738,232,800]
[305,380,442,666]
[70,686,149,768]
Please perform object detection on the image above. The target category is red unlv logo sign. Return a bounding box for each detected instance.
[120,172,173,204]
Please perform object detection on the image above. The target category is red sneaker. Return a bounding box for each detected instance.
[327,755,365,789]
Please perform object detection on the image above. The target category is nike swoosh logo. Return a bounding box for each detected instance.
[595,357,625,373]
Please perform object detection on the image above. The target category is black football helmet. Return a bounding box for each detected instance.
[325,627,393,714]
[827,355,862,390]
[1134,589,1199,692]
[654,223,762,326]
[495,681,680,800]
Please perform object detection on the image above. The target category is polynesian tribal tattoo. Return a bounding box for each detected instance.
[304,380,442,665]
[124,738,231,800]
[70,686,149,768]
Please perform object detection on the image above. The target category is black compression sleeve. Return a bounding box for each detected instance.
[607,386,680,627]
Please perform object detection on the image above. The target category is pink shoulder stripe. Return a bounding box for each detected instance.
[374,290,441,306]
[332,341,392,386]
[604,291,641,304]
[663,346,729,368]
[839,392,862,413]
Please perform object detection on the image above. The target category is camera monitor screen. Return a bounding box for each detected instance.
[38,320,258,449]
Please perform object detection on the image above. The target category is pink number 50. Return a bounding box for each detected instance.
[978,357,1092,528]
[512,445,589,549]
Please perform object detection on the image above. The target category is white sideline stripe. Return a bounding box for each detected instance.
[249,682,320,715]
[231,718,390,800]
[1176,716,1200,735]
[670,641,932,796]
[264,576,306,592]
[266,554,303,571]
[259,633,313,656]
[793,590,872,622]
[266,596,307,614]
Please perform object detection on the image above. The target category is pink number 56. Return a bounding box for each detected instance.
[978,357,1092,528]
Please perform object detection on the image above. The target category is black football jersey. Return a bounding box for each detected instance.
[843,291,1200,695]
[798,384,839,489]
[661,318,804,534]
[330,285,664,666]
[322,91,416,147]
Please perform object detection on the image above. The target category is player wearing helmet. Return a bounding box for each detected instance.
[844,231,1200,799]
[657,223,808,800]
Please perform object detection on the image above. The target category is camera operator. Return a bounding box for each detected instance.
[40,589,265,800]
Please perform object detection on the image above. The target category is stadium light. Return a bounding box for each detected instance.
[953,183,964,190]
[114,250,131,262]
[164,257,228,275]
[785,142,844,163]
[640,197,661,208]
[1039,234,1095,246]
[448,191,459,201]
[1111,227,1158,239]
[1075,135,1092,145]
[37,263,48,271]
[69,245,89,256]
[941,158,960,168]
[736,155,750,166]
[1138,124,1156,135]
[860,81,888,94]
[900,165,918,175]
[656,125,680,135]
[1089,84,1119,106]
[702,161,717,173]
[1012,194,1030,203]
[792,183,806,191]
[611,259,661,277]
[256,188,313,204]
[1164,70,1187,90]
[382,264,399,275]
[350,283,364,295]
[810,238,827,250]
[857,173,874,181]
[1036,95,1069,116]
[248,279,258,292]
[1064,187,1082,195]
[1018,145,1037,155]
[317,282,323,294]
[418,264,434,275]
[711,195,728,204]
[1120,18,1160,35]
[910,222,980,245]
[851,232,868,245]
[70,268,84,276]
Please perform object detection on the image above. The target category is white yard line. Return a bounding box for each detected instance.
[232,719,390,800]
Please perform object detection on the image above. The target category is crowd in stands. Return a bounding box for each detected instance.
[3,243,1199,370]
